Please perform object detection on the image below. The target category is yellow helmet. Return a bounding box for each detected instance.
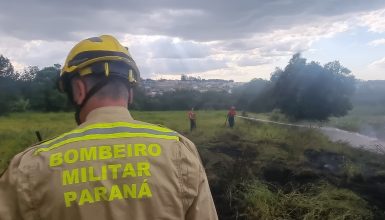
[59,35,140,92]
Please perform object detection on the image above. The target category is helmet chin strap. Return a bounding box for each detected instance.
[74,79,110,125]
[128,87,134,105]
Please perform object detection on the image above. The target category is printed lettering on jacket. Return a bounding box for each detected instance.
[49,143,162,207]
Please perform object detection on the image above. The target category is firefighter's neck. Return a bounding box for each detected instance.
[79,97,128,123]
[72,78,128,124]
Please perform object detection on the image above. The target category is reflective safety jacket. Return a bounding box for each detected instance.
[0,107,218,220]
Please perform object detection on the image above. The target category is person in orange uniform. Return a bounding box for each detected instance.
[0,35,218,220]
[227,106,236,128]
[188,108,196,132]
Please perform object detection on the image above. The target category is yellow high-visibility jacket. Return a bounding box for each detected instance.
[0,106,218,220]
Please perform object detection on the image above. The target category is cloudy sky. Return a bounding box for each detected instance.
[1,0,385,82]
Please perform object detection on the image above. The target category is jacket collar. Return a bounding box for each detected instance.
[84,106,134,124]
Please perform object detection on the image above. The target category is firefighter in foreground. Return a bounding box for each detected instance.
[0,35,218,220]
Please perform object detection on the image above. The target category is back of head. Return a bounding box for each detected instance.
[81,74,129,101]
[58,35,141,124]
[60,35,140,91]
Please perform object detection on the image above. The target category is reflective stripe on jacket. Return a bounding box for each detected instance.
[0,106,218,220]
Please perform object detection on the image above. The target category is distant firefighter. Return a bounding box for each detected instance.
[188,108,197,131]
[227,106,236,128]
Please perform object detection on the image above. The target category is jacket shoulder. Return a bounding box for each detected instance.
[177,134,202,161]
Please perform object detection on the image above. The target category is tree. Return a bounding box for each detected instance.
[0,55,17,80]
[271,53,355,120]
[131,87,234,111]
[20,66,39,81]
[232,78,274,112]
[24,66,70,111]
[0,55,21,115]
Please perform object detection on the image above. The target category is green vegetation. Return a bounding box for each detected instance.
[226,180,372,219]
[0,112,75,169]
[0,55,236,114]
[328,80,385,139]
[0,53,357,121]
[329,108,384,132]
[328,105,385,140]
[0,56,70,115]
[1,111,385,219]
[133,89,235,111]
[270,53,355,120]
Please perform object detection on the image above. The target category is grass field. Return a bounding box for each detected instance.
[1,110,385,219]
[328,105,385,140]
[248,105,385,141]
[0,110,228,172]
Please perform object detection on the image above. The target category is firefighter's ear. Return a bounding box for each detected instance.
[71,77,87,105]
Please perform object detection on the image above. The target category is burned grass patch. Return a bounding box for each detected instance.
[198,126,385,219]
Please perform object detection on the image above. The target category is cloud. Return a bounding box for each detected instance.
[1,0,385,42]
[235,55,270,67]
[362,57,385,79]
[1,1,385,81]
[184,64,276,81]
[122,35,210,58]
[220,21,349,51]
[369,57,385,68]
[119,34,225,77]
[368,38,385,46]
[359,9,385,33]
[204,20,350,73]
[147,38,211,59]
[0,36,73,71]
[0,18,361,80]
[121,19,349,79]
[145,57,228,75]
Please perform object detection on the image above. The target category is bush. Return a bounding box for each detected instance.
[10,98,30,112]
[269,109,288,122]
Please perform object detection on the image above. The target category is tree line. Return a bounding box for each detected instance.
[0,56,69,115]
[0,53,359,121]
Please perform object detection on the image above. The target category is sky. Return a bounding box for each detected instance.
[1,0,385,82]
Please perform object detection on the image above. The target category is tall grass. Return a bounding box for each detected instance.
[132,110,229,145]
[328,105,385,140]
[0,112,75,170]
[226,179,372,220]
